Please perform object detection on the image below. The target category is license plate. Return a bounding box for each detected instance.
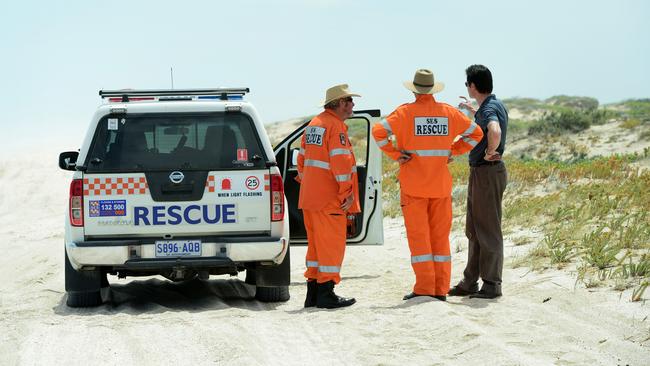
[155,240,202,257]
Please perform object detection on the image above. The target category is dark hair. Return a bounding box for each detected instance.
[465,64,493,94]
[324,99,342,110]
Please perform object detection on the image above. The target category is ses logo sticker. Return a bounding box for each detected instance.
[89,200,126,217]
[414,117,449,136]
[305,126,325,146]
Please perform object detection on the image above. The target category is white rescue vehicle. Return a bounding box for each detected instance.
[59,88,383,307]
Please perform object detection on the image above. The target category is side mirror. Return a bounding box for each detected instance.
[290,148,300,167]
[59,151,79,171]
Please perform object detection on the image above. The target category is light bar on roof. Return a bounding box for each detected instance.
[99,88,250,99]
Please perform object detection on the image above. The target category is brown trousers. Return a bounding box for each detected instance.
[459,162,507,293]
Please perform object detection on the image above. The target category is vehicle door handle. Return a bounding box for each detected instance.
[161,183,193,193]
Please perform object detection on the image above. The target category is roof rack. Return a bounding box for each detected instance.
[98,88,250,102]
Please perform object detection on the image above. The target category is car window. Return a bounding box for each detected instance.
[85,112,267,172]
[345,117,368,166]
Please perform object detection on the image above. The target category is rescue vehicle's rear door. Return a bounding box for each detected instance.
[81,112,272,239]
[274,110,384,245]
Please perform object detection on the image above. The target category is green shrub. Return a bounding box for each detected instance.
[544,228,574,265]
[591,109,620,125]
[620,118,641,129]
[507,119,531,137]
[528,110,594,136]
[581,226,621,269]
[622,99,650,122]
[622,255,650,278]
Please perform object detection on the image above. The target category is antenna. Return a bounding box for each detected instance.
[170,67,174,89]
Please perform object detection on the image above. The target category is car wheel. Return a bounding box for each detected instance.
[65,248,104,308]
[255,286,290,302]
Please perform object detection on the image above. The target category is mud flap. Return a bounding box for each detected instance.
[65,248,103,293]
[253,244,291,287]
[65,247,105,307]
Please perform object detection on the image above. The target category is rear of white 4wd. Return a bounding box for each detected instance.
[60,89,290,307]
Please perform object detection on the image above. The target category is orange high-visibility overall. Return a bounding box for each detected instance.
[297,109,360,284]
[372,94,483,296]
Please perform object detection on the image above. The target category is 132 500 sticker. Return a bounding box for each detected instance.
[89,200,126,217]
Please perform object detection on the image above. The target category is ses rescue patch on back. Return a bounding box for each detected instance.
[89,200,126,217]
[305,126,326,146]
[414,117,449,136]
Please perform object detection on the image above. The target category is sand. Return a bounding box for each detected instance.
[1,140,649,365]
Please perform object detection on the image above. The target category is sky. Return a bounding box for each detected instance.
[1,0,649,154]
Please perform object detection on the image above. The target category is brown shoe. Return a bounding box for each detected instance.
[447,285,478,297]
[469,289,502,299]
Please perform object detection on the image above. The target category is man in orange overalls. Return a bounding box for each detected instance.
[372,69,483,301]
[297,84,360,309]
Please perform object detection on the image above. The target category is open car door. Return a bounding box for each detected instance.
[274,110,384,245]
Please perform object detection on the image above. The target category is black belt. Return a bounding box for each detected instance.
[469,160,503,167]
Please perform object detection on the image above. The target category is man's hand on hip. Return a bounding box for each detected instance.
[484,151,501,161]
[398,150,412,165]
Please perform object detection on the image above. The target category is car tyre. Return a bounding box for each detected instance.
[255,286,290,302]
[66,290,103,308]
[65,248,104,308]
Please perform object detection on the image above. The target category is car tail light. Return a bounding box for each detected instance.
[270,173,284,221]
[69,179,84,227]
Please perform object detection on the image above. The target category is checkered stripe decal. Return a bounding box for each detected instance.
[206,175,217,192]
[83,177,149,196]
[264,174,270,191]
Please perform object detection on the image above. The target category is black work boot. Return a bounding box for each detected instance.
[403,292,446,301]
[304,280,318,308]
[403,292,431,300]
[316,281,356,309]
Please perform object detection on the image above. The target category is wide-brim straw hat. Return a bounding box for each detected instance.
[403,69,444,94]
[321,83,361,106]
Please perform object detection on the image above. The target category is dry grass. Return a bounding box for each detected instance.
[381,151,650,301]
[500,154,649,299]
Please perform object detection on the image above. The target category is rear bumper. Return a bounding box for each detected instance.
[66,236,288,270]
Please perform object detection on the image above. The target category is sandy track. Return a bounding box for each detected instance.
[1,155,649,366]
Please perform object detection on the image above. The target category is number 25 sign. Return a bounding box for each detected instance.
[245,176,260,190]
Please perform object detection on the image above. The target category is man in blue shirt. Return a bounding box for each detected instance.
[449,64,508,299]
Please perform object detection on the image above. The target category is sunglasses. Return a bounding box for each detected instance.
[342,97,354,103]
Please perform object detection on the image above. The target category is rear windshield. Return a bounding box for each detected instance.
[85,113,267,172]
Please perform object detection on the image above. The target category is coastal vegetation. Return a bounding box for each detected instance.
[380,97,650,301]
